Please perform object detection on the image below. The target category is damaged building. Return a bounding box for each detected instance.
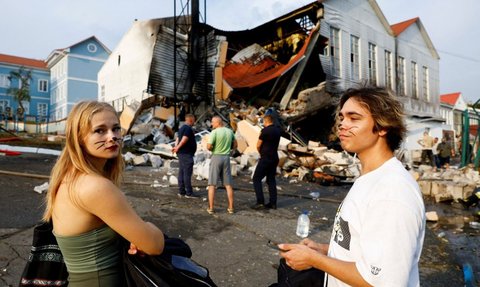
[98,0,442,153]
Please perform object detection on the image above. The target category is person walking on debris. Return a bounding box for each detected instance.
[432,137,440,168]
[207,116,237,214]
[173,114,198,198]
[417,130,435,166]
[437,136,455,169]
[43,101,165,286]
[278,86,426,286]
[251,114,281,210]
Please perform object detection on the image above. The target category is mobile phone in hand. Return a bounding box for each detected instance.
[267,240,287,252]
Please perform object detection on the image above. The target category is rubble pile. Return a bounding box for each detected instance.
[117,98,480,197]
[120,98,359,186]
[415,165,480,203]
[281,82,333,119]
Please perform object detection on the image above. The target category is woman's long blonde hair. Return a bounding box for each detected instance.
[43,101,124,221]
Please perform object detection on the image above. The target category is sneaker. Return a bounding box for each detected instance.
[265,203,277,210]
[250,203,266,210]
[177,193,185,198]
[185,193,200,199]
[227,208,235,214]
[207,208,215,215]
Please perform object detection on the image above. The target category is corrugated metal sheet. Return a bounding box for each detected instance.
[192,30,219,102]
[223,41,305,89]
[148,26,191,99]
[148,25,220,102]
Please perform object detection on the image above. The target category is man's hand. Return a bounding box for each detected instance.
[300,238,329,255]
[278,243,318,271]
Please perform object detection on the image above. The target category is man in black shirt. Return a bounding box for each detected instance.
[173,114,197,198]
[252,114,281,209]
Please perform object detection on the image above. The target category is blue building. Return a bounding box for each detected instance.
[0,53,50,120]
[46,36,110,121]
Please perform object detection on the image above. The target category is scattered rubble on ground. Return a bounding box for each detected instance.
[119,94,360,187]
[118,94,480,208]
[414,165,480,203]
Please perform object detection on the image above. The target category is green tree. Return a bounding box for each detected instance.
[7,66,32,118]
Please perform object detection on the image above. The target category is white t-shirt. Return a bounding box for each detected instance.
[432,142,440,155]
[326,157,425,287]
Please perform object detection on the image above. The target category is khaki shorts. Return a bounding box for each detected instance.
[208,155,233,186]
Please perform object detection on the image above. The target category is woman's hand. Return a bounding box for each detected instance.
[128,242,145,256]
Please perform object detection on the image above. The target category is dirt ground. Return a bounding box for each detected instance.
[0,139,478,286]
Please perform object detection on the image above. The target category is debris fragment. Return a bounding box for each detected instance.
[34,182,49,194]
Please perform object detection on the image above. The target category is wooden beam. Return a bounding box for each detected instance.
[279,23,321,110]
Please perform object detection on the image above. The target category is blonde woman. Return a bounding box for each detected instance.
[43,101,164,286]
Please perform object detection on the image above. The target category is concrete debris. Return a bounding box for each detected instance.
[169,175,178,186]
[119,99,363,186]
[416,165,479,203]
[309,191,320,199]
[33,182,49,194]
[194,158,211,180]
[123,152,136,163]
[282,82,333,118]
[426,211,439,222]
[148,154,163,168]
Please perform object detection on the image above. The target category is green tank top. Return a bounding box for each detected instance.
[54,225,121,274]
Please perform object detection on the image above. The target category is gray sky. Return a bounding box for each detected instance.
[1,0,479,103]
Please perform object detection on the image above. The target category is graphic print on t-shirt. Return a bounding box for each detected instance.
[332,203,351,250]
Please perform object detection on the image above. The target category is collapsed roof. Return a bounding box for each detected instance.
[146,1,328,110]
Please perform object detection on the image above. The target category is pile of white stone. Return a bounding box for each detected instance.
[414,165,479,202]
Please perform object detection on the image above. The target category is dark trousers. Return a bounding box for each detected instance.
[253,158,279,205]
[433,154,441,168]
[439,155,450,167]
[421,149,434,166]
[178,153,194,195]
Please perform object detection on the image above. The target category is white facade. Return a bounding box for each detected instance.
[320,0,440,120]
[98,19,163,111]
[395,20,440,117]
[318,0,441,157]
[320,0,395,91]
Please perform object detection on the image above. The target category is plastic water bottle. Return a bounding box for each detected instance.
[296,210,310,238]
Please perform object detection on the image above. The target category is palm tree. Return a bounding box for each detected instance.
[7,66,32,118]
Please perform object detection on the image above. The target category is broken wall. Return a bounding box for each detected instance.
[98,19,163,111]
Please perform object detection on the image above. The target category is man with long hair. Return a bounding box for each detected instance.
[279,86,426,286]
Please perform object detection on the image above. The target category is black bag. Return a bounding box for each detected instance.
[123,236,217,287]
[273,258,324,287]
[19,221,69,287]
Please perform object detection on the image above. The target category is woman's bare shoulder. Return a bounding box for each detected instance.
[75,174,120,201]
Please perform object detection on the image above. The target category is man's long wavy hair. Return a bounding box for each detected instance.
[336,86,406,151]
[43,101,124,221]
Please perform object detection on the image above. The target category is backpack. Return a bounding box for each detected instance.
[123,236,217,287]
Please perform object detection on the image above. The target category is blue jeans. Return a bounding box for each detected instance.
[253,158,279,205]
[178,153,194,195]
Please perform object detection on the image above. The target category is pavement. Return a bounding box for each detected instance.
[0,156,476,286]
